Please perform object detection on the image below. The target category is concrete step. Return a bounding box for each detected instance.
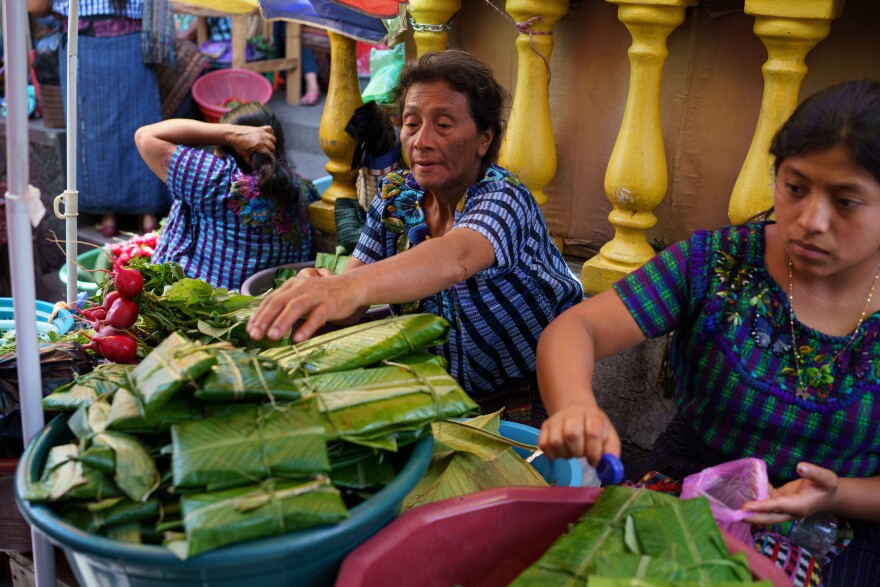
[269,92,325,156]
[289,149,329,183]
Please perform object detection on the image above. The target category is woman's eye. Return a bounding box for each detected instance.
[785,182,803,195]
[836,197,861,209]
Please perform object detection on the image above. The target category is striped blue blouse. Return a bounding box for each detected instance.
[152,146,317,292]
[52,0,143,19]
[353,165,584,394]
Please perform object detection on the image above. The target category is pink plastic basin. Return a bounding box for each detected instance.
[335,486,793,587]
[192,69,274,123]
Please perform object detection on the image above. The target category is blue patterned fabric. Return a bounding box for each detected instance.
[613,222,880,483]
[152,146,318,291]
[52,0,143,19]
[353,164,584,394]
[58,30,169,215]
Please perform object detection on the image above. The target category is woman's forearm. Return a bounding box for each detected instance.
[830,476,880,522]
[343,227,495,307]
[136,120,238,149]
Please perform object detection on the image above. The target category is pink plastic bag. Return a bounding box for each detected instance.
[681,457,770,545]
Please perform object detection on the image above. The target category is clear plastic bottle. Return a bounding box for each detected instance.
[786,513,838,560]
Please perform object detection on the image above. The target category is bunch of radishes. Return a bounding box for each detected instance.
[77,264,145,364]
[108,232,158,266]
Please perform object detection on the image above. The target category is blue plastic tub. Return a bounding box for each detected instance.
[312,175,331,194]
[498,420,583,487]
[16,414,434,587]
[0,298,74,336]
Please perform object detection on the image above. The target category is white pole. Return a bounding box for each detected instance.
[54,0,79,306]
[3,1,56,585]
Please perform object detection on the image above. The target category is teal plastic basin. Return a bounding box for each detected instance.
[58,248,111,294]
[16,414,434,587]
[499,420,583,487]
[0,298,74,336]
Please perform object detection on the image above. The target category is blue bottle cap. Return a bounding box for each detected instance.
[597,453,624,486]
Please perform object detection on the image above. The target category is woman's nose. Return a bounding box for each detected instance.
[798,195,831,233]
[412,125,434,150]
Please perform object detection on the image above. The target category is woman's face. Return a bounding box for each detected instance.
[400,81,494,203]
[774,144,880,279]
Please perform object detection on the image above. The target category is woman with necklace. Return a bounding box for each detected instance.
[536,79,880,585]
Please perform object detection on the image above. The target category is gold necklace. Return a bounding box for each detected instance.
[787,258,880,399]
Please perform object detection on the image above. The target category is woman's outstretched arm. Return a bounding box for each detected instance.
[537,288,647,465]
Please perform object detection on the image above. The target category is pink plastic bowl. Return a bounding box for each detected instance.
[191,69,274,123]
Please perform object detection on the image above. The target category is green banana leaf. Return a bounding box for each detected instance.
[42,363,133,412]
[315,246,350,274]
[130,332,220,413]
[328,442,397,490]
[195,349,303,402]
[387,351,448,369]
[300,362,478,447]
[510,487,759,586]
[588,580,771,587]
[93,431,160,502]
[62,497,160,534]
[400,412,547,513]
[171,403,330,491]
[261,314,450,376]
[178,477,349,558]
[106,386,203,432]
[24,443,86,501]
[79,445,116,474]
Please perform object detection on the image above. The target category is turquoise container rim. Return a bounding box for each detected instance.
[312,175,331,193]
[0,298,74,335]
[498,420,582,487]
[16,414,434,568]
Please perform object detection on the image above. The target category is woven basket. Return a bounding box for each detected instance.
[39,84,65,129]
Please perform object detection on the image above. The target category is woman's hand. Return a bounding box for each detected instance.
[228,125,276,160]
[538,403,622,467]
[741,462,839,525]
[246,272,365,343]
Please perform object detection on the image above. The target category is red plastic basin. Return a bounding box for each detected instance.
[335,486,793,587]
[192,69,274,123]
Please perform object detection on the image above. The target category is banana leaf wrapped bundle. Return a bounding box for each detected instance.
[400,412,547,513]
[194,349,303,402]
[24,443,123,502]
[171,403,330,491]
[130,333,221,414]
[43,363,133,412]
[509,486,762,586]
[328,442,397,490]
[261,314,450,376]
[106,387,203,432]
[173,476,348,558]
[300,362,478,450]
[62,497,161,534]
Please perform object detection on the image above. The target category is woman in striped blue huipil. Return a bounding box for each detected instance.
[136,102,318,291]
[248,50,584,426]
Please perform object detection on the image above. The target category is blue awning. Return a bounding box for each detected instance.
[260,0,389,43]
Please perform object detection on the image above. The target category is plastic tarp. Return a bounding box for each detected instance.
[260,0,388,43]
[324,0,405,18]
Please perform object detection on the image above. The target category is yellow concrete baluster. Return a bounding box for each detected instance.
[498,0,569,207]
[581,0,697,294]
[728,0,844,224]
[407,0,461,56]
[308,32,362,237]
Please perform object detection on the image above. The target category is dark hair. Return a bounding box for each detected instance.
[219,102,301,209]
[770,79,880,183]
[393,49,510,167]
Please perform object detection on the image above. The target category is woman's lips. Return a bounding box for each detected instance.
[791,240,829,258]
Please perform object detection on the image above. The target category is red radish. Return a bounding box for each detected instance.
[83,333,138,364]
[113,266,144,299]
[103,290,122,310]
[97,324,122,337]
[81,307,107,322]
[105,297,139,330]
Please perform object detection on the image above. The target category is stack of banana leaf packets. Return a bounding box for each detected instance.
[29,315,479,558]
